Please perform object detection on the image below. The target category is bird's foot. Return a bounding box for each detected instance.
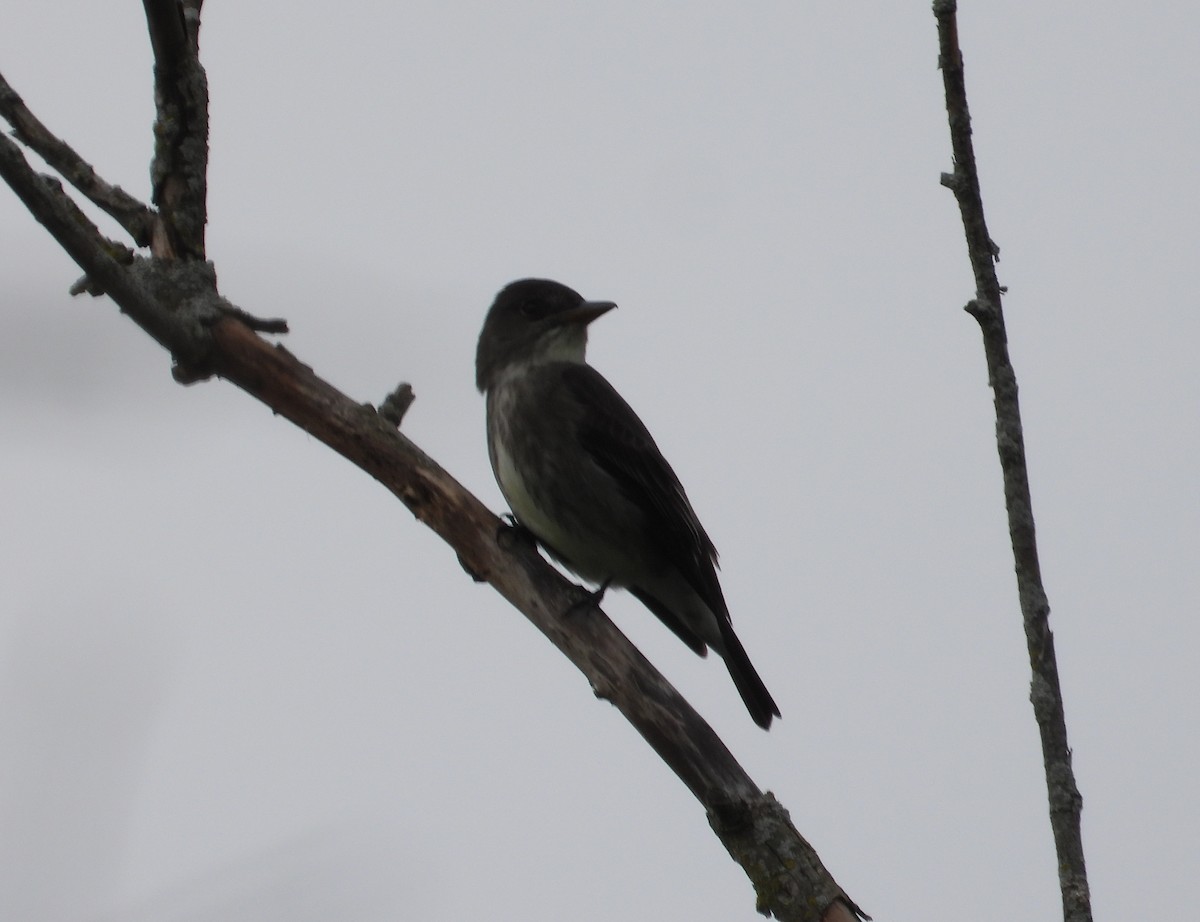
[496,514,538,551]
[564,577,612,617]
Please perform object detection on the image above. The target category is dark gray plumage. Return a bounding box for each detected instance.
[476,278,780,729]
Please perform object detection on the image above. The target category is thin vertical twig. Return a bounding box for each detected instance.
[932,4,1092,921]
[143,0,210,258]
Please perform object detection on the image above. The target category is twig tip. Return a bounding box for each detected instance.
[379,382,415,428]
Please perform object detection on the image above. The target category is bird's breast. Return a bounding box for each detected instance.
[485,371,640,585]
[487,376,577,556]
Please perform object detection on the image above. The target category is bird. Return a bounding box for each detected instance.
[476,278,780,729]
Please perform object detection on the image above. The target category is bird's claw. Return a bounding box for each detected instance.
[496,515,538,551]
[564,577,612,617]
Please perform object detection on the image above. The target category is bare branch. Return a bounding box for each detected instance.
[0,134,150,309]
[144,0,189,64]
[2,100,864,922]
[220,304,289,335]
[2,6,865,919]
[205,317,866,922]
[378,382,416,427]
[0,132,866,912]
[182,1,205,46]
[143,0,209,258]
[0,132,240,375]
[933,4,1093,921]
[0,72,156,245]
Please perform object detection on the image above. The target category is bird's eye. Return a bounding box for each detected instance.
[519,301,548,319]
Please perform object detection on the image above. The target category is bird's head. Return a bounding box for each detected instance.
[475,278,616,392]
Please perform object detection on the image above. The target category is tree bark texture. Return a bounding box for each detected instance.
[933,4,1093,921]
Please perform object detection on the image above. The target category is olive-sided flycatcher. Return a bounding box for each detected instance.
[476,278,780,729]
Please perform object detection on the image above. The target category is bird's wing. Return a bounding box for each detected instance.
[561,364,729,621]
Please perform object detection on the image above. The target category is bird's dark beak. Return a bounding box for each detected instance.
[554,300,617,327]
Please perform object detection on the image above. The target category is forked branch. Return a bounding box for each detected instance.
[0,4,862,920]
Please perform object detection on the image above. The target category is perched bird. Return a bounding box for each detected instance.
[476,278,780,729]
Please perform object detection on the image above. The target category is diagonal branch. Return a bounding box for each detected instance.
[1,122,866,922]
[209,319,866,922]
[0,137,865,913]
[1,5,864,920]
[0,131,280,366]
[932,4,1093,922]
[0,134,157,326]
[0,72,156,245]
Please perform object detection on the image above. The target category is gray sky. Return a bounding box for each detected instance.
[2,3,1196,920]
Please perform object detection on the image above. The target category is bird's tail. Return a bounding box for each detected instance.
[718,625,781,730]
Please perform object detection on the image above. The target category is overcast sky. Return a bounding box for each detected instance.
[2,3,1196,921]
